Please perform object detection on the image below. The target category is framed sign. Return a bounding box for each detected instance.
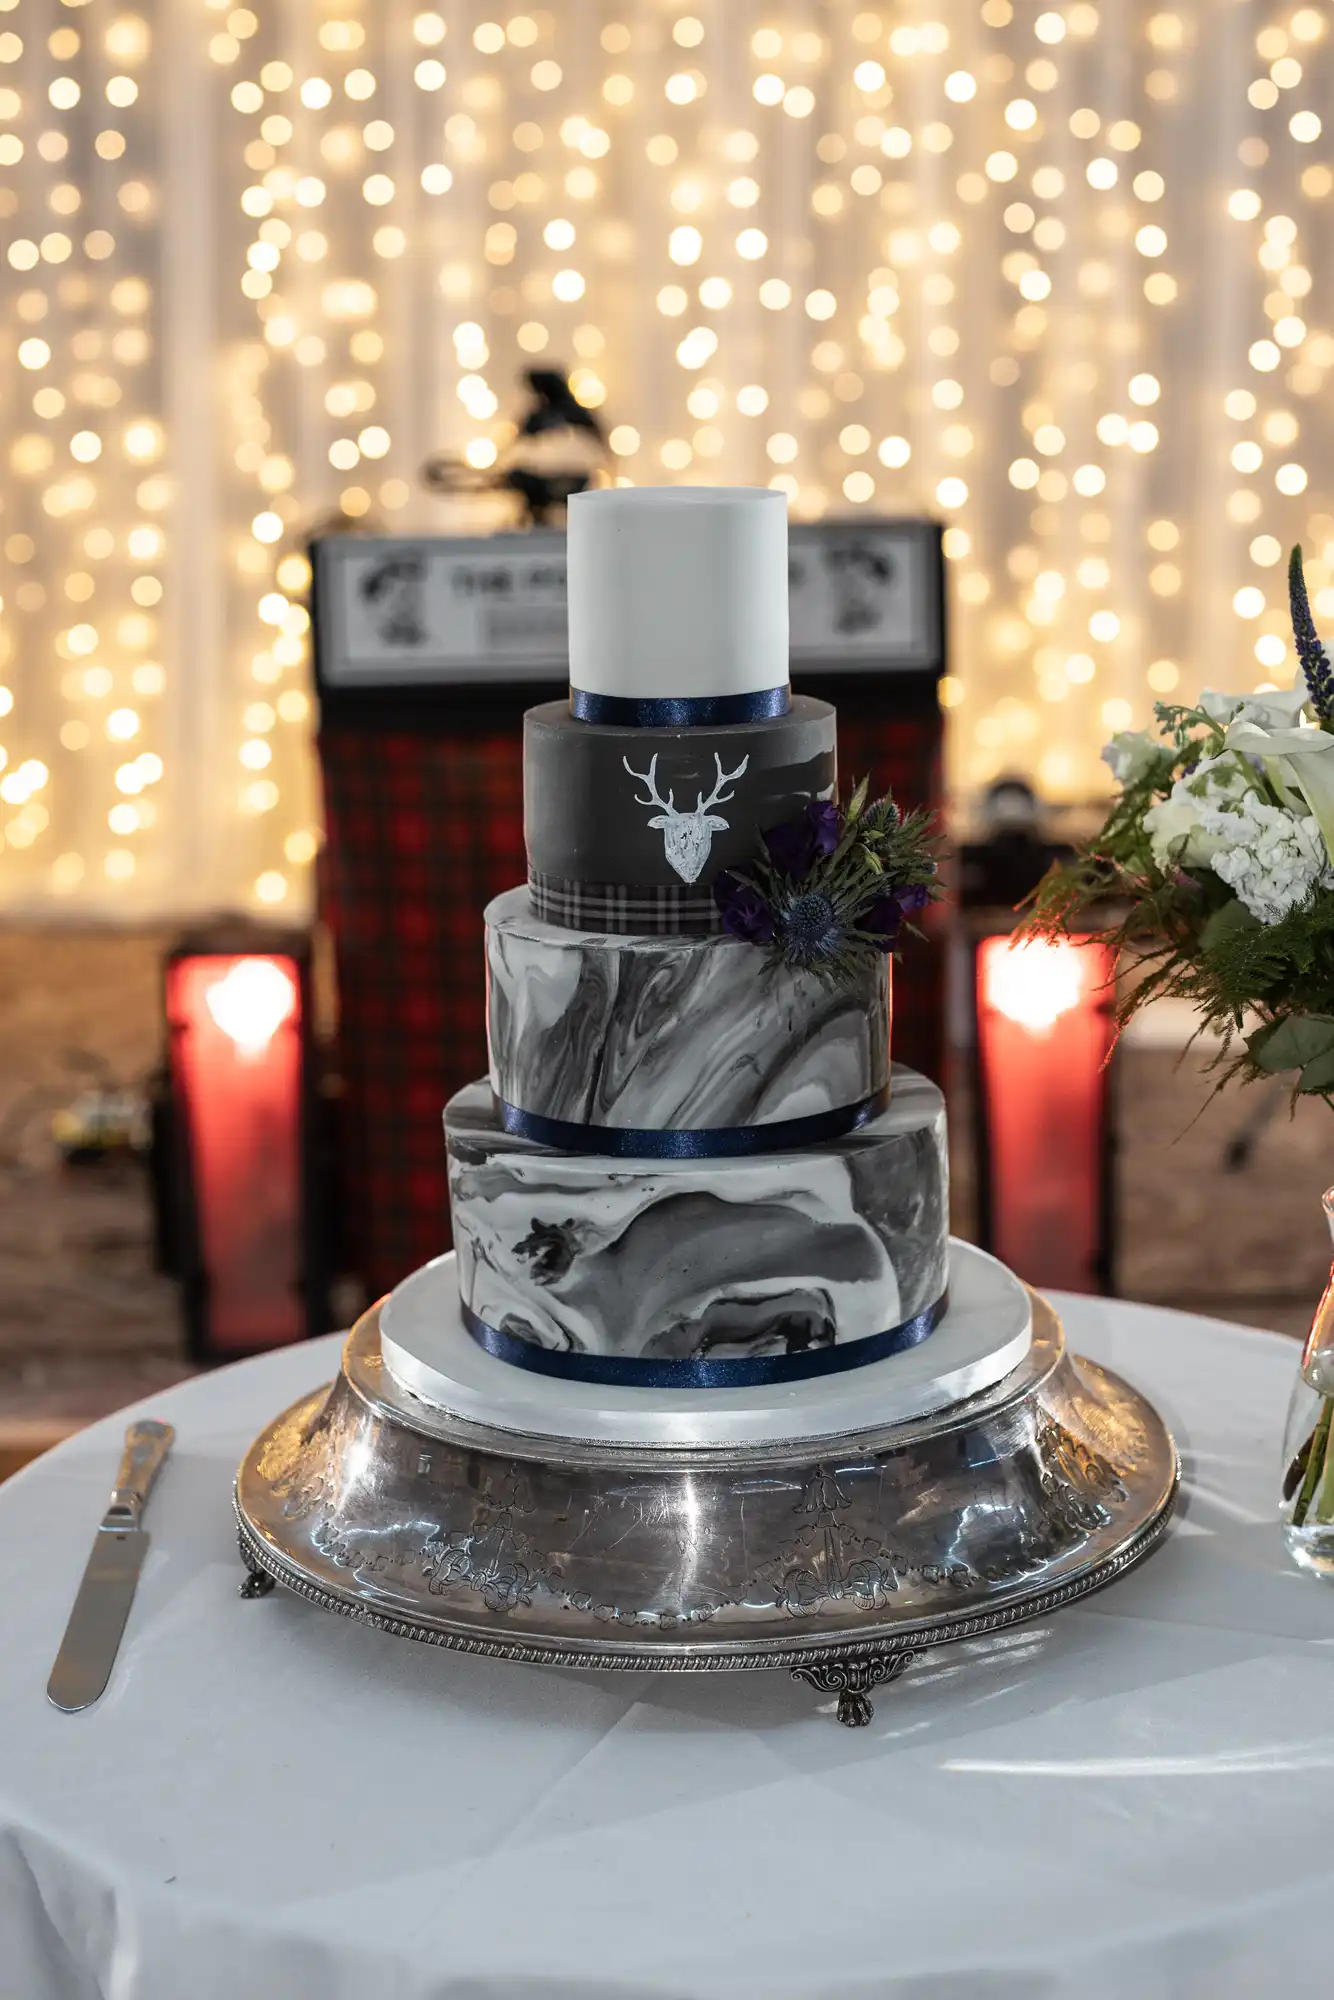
[789,519,942,674]
[311,517,944,694]
[312,532,569,691]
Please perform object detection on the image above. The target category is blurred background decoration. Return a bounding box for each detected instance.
[422,364,611,520]
[1,1,1333,914]
[955,776,1118,1299]
[151,925,334,1362]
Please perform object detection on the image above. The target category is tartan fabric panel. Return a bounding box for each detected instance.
[318,719,526,1300]
[528,871,722,935]
[319,673,944,1303]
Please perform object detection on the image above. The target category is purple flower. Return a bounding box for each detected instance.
[762,800,842,880]
[859,895,904,952]
[713,870,776,943]
[1290,543,1334,721]
[860,881,930,952]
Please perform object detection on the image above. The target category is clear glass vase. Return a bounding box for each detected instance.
[1280,1188,1334,1578]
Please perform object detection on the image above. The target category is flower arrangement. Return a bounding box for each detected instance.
[1024,547,1334,1097]
[1023,544,1334,1549]
[712,777,938,979]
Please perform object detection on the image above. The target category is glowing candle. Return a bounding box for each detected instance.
[975,934,1116,1294]
[164,951,307,1356]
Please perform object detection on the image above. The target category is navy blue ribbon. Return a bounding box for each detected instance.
[569,685,790,727]
[462,1292,947,1388]
[497,1085,891,1160]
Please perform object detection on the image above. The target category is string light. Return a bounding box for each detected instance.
[4,5,1334,909]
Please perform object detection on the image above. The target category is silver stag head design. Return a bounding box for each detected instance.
[622,751,750,884]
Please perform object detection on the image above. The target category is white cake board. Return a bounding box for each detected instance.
[379,1241,1032,1450]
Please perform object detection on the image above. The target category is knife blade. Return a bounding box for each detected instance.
[47,1417,174,1713]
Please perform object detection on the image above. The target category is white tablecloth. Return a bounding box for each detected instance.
[1,1295,1330,2000]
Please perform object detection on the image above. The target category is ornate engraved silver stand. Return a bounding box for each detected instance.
[234,1293,1178,1724]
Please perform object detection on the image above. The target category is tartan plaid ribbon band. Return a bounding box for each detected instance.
[461,1289,948,1387]
[528,870,723,934]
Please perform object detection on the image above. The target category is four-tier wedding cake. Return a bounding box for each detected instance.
[230,481,1177,1708]
[234,483,1183,1718]
[421,485,951,1390]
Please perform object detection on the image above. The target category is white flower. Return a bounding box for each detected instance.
[1200,686,1310,731]
[1208,797,1329,925]
[1143,754,1252,871]
[1143,794,1216,870]
[1222,707,1334,872]
[1147,749,1330,923]
[1102,728,1160,785]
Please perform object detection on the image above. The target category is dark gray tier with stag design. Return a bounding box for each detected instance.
[485,886,890,1139]
[444,1069,947,1362]
[524,696,835,933]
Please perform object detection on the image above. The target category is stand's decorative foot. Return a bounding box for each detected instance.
[791,1650,916,1726]
[837,1686,874,1727]
[239,1566,276,1599]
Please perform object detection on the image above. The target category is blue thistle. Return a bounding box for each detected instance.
[779,891,844,963]
[1289,544,1334,721]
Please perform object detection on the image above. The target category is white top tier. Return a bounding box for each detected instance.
[566,486,789,700]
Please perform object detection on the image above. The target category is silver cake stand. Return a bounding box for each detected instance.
[234,1292,1178,1724]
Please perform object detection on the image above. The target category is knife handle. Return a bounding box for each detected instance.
[102,1419,175,1532]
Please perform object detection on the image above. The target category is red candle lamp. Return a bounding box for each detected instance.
[957,780,1117,1297]
[973,934,1117,1295]
[155,927,331,1362]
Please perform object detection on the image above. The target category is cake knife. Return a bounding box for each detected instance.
[47,1418,174,1713]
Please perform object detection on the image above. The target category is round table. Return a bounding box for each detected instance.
[1,1295,1329,2000]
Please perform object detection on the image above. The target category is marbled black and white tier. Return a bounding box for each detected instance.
[524,696,835,934]
[444,1069,948,1362]
[485,886,890,1144]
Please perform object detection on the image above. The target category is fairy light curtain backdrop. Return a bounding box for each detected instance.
[0,0,1330,915]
